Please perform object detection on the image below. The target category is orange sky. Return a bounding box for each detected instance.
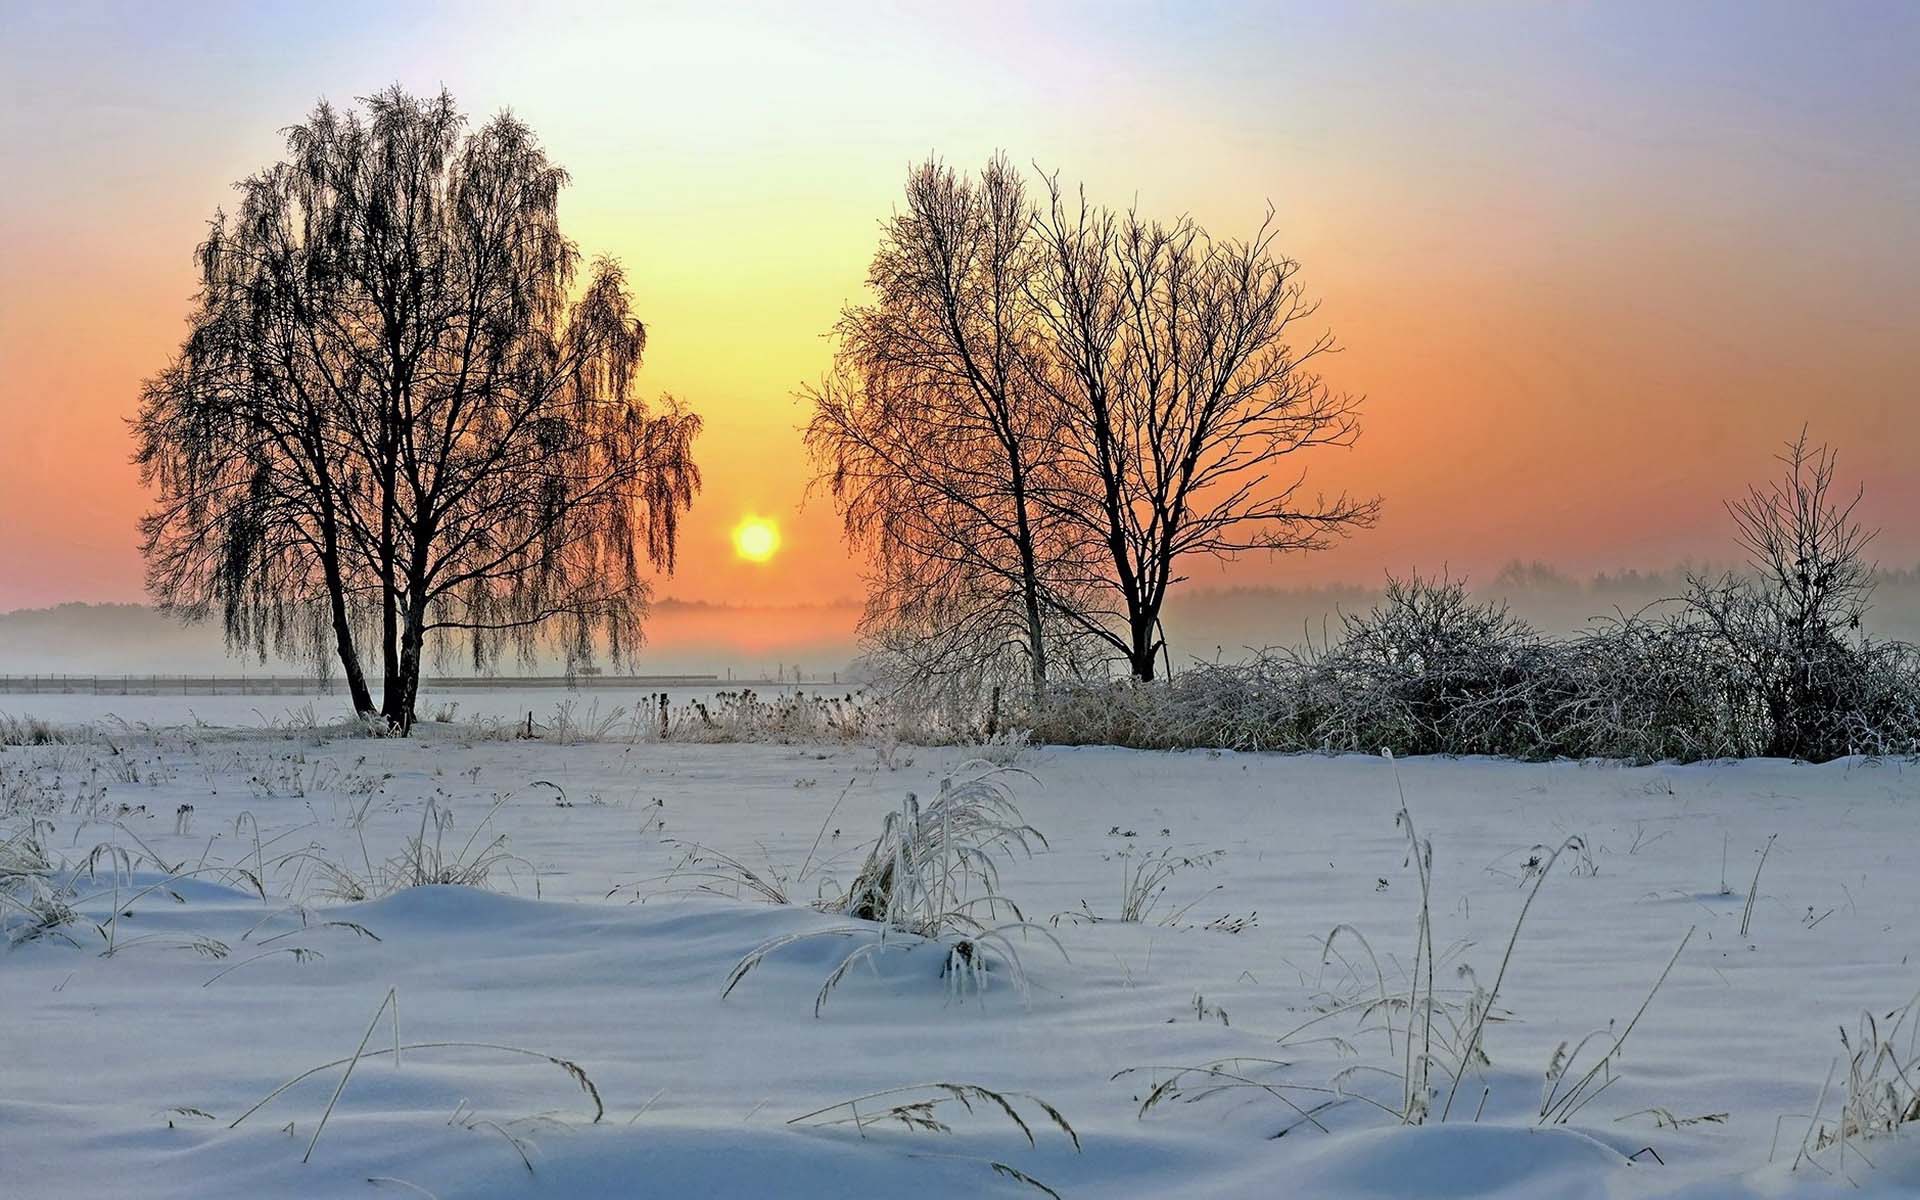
[2,2,1916,627]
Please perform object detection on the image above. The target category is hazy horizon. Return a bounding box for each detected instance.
[10,560,1920,680]
[4,1,1917,647]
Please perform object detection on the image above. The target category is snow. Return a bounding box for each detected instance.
[0,684,828,732]
[2,700,1917,1198]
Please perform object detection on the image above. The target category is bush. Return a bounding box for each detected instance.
[1020,437,1920,763]
[1024,573,1920,763]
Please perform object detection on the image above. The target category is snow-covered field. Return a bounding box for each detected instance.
[0,684,829,733]
[3,700,1917,1198]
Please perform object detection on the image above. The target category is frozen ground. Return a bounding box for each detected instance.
[2,701,1917,1198]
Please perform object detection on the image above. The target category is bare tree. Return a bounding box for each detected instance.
[136,137,391,714]
[811,157,1377,694]
[1029,178,1379,680]
[1728,430,1875,647]
[1688,431,1878,756]
[807,157,1072,706]
[137,88,701,730]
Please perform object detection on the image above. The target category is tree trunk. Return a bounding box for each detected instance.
[383,521,434,734]
[317,526,373,717]
[378,604,402,724]
[310,445,374,717]
[378,530,403,726]
[374,428,404,727]
[1128,619,1158,682]
[1022,577,1049,707]
[1008,461,1049,709]
[389,610,425,734]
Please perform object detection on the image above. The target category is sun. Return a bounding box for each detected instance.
[731,516,781,564]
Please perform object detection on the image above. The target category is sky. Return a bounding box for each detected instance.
[2,2,1917,634]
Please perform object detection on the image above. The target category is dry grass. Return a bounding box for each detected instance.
[722,766,1066,1013]
[789,1083,1078,1198]
[1051,845,1226,928]
[455,690,900,746]
[0,820,81,946]
[0,714,80,746]
[228,986,605,1168]
[292,794,536,902]
[1536,927,1694,1126]
[1123,752,1693,1139]
[1739,833,1778,940]
[1782,992,1920,1183]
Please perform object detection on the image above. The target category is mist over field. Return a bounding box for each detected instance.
[8,564,1920,681]
[0,599,862,679]
[1167,564,1920,654]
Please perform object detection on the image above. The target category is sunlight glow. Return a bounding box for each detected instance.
[732,516,781,564]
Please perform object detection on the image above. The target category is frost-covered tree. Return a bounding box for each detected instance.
[806,157,1078,707]
[1688,432,1880,757]
[808,156,1376,693]
[136,87,701,730]
[1029,178,1378,680]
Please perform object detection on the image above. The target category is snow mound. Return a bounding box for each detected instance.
[1280,1124,1630,1200]
[341,883,565,931]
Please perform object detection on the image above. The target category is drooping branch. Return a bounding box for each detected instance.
[136,86,702,729]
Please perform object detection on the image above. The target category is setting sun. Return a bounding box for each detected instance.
[731,516,780,564]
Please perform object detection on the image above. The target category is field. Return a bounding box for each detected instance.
[3,694,1917,1198]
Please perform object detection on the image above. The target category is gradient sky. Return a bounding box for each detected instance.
[2,1,1916,620]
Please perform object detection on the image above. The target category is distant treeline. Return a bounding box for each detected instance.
[1160,561,1920,658]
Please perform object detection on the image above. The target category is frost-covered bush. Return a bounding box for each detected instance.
[1023,573,1920,763]
[1295,574,1564,757]
[1550,609,1751,761]
[983,435,1920,762]
[1842,640,1920,757]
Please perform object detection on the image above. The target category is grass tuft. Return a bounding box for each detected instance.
[723,766,1065,1012]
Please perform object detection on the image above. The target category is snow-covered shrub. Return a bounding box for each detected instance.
[1550,606,1752,761]
[1030,576,1580,756]
[1842,639,1920,757]
[1008,439,1920,761]
[1315,574,1557,756]
[1022,573,1920,763]
[1679,431,1908,762]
